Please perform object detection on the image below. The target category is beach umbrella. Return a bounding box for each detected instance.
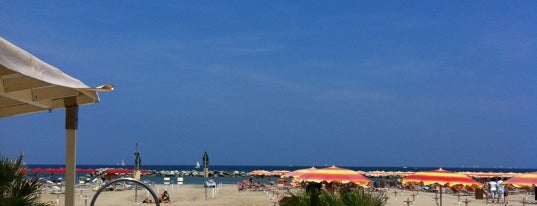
[105,168,134,175]
[31,168,96,174]
[504,172,537,188]
[248,170,273,177]
[30,168,49,173]
[48,168,67,174]
[203,152,209,178]
[134,143,141,171]
[461,171,517,179]
[104,168,150,175]
[284,167,317,178]
[401,168,480,187]
[366,170,388,177]
[271,170,291,177]
[0,37,113,206]
[76,168,97,174]
[20,168,29,175]
[297,166,371,186]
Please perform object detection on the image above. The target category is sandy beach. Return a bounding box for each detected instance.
[39,183,534,206]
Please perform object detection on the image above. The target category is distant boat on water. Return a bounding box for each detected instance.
[195,162,200,169]
[117,160,125,166]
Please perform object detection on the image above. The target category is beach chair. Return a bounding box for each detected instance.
[163,177,170,185]
[276,178,286,190]
[450,186,461,195]
[205,179,216,187]
[163,177,170,190]
[47,185,65,194]
[506,185,523,195]
[462,186,476,196]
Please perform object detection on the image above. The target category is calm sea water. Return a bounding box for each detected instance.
[26,164,537,185]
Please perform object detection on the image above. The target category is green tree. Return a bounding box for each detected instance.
[0,155,45,206]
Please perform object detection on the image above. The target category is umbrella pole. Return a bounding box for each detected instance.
[439,185,443,206]
[65,102,78,206]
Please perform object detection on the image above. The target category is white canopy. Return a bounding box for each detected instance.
[0,36,113,206]
[0,37,112,117]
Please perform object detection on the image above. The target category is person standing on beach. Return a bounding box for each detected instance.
[496,179,505,203]
[489,179,498,202]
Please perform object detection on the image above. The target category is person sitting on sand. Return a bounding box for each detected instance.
[142,197,153,203]
[159,190,170,203]
[238,182,247,191]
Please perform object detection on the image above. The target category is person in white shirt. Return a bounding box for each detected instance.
[489,180,498,202]
[496,179,505,203]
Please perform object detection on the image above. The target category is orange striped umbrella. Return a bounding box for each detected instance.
[271,170,291,176]
[402,168,480,187]
[283,167,317,178]
[297,166,371,186]
[504,172,537,188]
[248,170,273,177]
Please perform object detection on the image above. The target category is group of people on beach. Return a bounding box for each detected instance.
[238,177,266,191]
[485,178,508,203]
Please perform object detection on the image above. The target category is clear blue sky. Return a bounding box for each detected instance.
[1,1,536,168]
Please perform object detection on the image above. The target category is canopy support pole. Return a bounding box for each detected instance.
[65,98,78,206]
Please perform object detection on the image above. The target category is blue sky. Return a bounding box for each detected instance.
[1,1,536,168]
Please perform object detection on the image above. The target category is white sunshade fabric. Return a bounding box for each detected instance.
[0,36,113,205]
[0,37,113,117]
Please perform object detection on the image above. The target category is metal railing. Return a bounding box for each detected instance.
[90,178,160,206]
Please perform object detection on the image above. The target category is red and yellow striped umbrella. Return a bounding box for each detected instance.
[283,167,317,178]
[504,172,537,188]
[297,166,371,186]
[402,168,480,187]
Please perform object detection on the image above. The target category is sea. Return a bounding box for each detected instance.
[26,164,537,185]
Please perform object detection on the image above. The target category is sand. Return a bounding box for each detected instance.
[39,184,533,206]
[40,184,278,206]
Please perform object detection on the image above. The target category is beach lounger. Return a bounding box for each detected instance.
[47,185,65,194]
[205,179,217,188]
[450,186,474,196]
[276,178,287,190]
[462,186,476,196]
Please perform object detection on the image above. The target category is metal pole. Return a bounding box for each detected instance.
[135,186,138,202]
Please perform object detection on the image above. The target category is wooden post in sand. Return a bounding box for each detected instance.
[462,198,471,206]
[436,183,443,206]
[404,197,412,206]
[440,185,443,206]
